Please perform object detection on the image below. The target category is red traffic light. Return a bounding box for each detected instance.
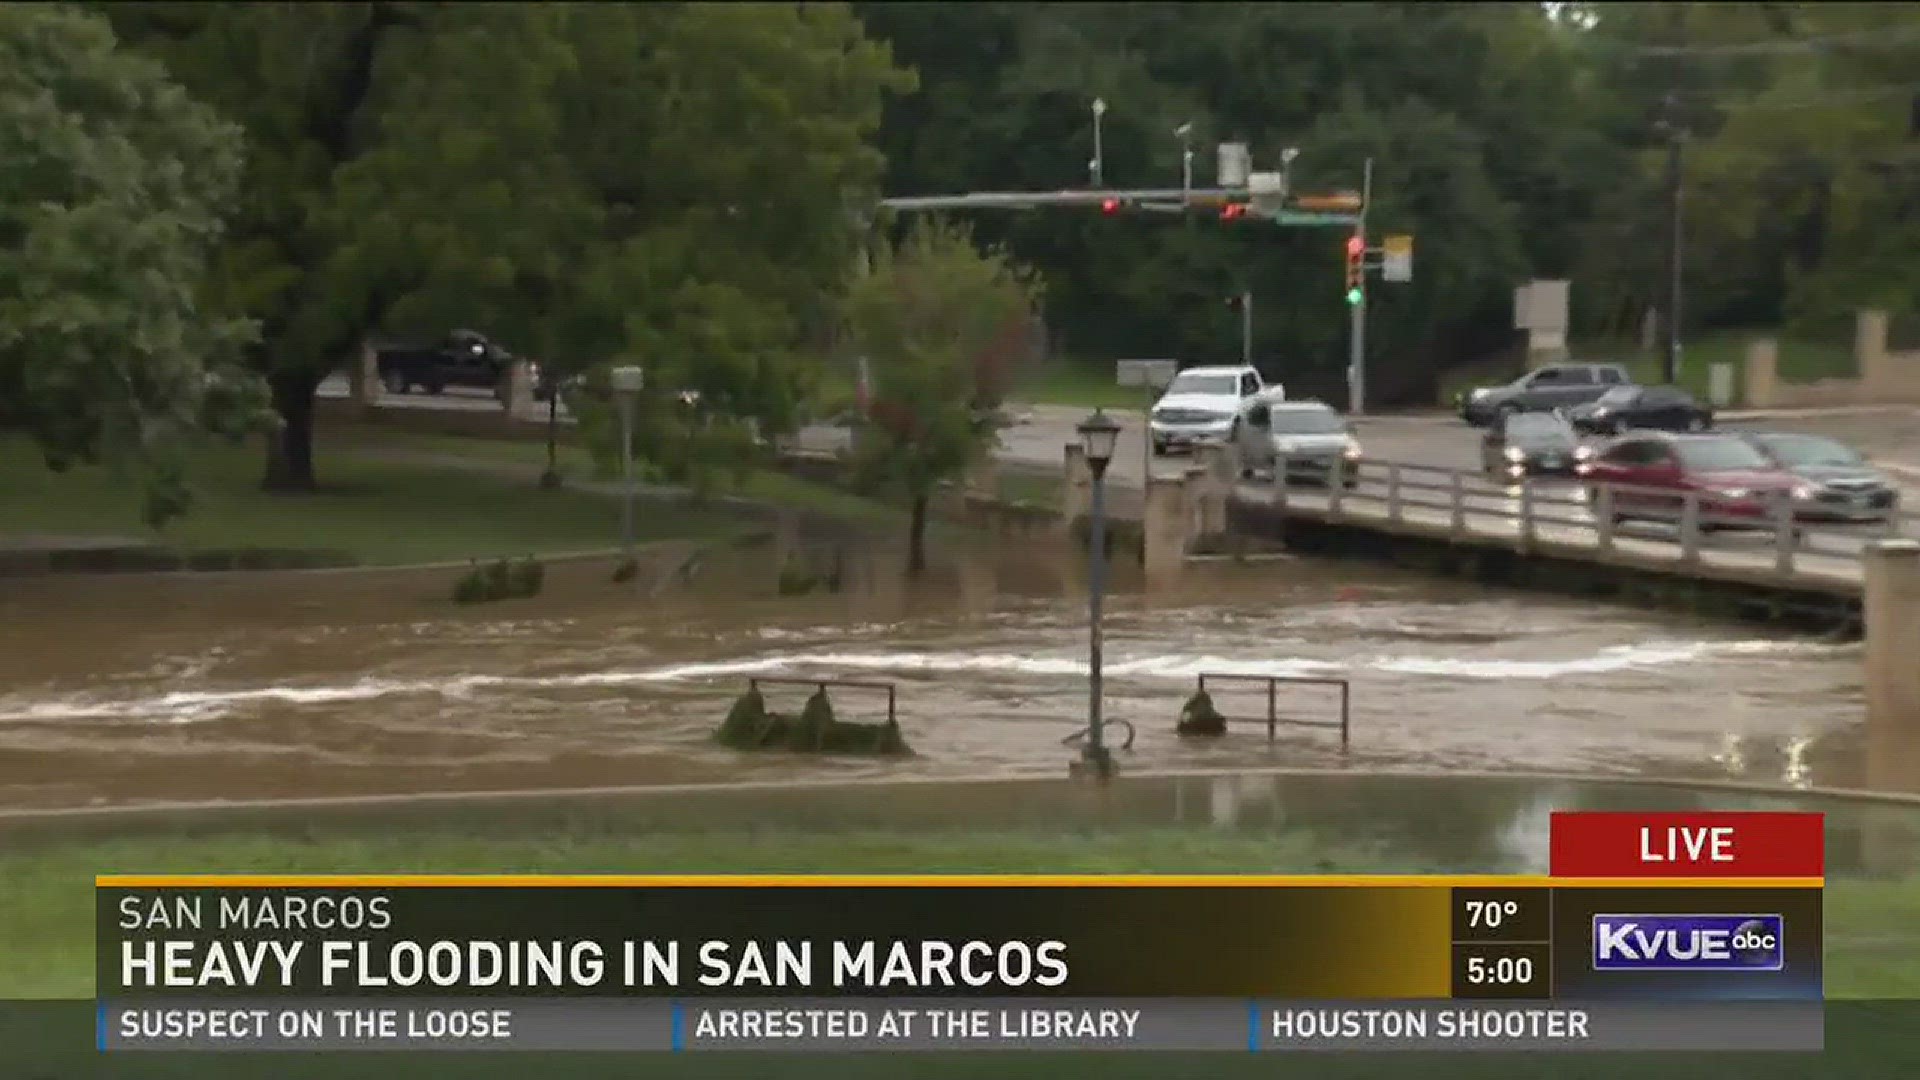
[1220,203,1248,220]
[1346,235,1365,257]
[1100,198,1121,215]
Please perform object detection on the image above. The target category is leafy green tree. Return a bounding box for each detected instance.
[0,3,264,526]
[845,219,1041,572]
[113,2,910,490]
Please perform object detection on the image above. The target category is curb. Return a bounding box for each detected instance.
[5,765,1918,827]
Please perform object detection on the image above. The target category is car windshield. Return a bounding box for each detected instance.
[1754,434,1863,467]
[1597,387,1638,405]
[1270,408,1345,435]
[1504,414,1574,440]
[1166,373,1238,396]
[1674,437,1772,472]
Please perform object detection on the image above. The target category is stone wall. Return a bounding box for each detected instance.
[1744,310,1920,408]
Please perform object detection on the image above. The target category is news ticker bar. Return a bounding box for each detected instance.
[97,878,1824,1002]
[97,997,1824,1053]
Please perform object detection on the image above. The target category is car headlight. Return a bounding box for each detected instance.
[1793,483,1818,500]
[1504,446,1526,462]
[1469,388,1490,401]
[1592,407,1610,418]
[1574,445,1595,461]
[1716,487,1753,500]
[1343,440,1362,460]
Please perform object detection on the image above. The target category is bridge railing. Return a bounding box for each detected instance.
[1257,453,1916,578]
[1195,672,1351,751]
[747,676,898,726]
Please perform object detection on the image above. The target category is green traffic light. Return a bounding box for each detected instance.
[1345,288,1363,306]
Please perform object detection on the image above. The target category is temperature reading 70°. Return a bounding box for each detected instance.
[1466,900,1520,929]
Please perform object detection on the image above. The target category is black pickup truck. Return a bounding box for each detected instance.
[375,330,512,396]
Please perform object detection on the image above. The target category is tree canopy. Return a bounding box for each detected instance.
[859,1,1920,399]
[0,3,262,525]
[846,217,1041,570]
[105,1,911,489]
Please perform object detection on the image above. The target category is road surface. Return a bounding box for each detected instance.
[318,373,1919,511]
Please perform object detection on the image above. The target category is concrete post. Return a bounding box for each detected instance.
[350,341,379,411]
[964,456,999,501]
[1864,540,1920,743]
[1142,475,1188,590]
[1060,444,1091,540]
[1192,444,1230,536]
[1743,338,1779,409]
[1857,309,1891,395]
[504,360,537,418]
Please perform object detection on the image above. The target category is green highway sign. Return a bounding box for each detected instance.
[1267,210,1361,226]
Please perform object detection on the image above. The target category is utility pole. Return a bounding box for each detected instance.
[1240,290,1253,366]
[1348,157,1373,416]
[1661,96,1685,386]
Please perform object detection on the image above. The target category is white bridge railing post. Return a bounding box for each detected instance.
[1679,492,1702,563]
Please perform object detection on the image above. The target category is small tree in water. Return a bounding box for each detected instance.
[843,218,1041,573]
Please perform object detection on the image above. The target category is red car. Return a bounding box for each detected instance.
[1579,432,1805,529]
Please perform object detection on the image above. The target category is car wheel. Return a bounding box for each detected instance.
[424,381,446,395]
[1151,442,1166,457]
[382,369,408,395]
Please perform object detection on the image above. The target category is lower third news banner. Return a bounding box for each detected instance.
[94,875,1825,1053]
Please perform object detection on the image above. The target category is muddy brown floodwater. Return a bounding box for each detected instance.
[0,531,1886,811]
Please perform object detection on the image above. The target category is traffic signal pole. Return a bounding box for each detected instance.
[1348,158,1373,416]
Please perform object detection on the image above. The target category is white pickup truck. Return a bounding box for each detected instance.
[1148,365,1280,456]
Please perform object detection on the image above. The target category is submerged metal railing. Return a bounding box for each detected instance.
[1195,672,1352,752]
[746,677,897,726]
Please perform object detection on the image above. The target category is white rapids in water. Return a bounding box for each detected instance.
[0,577,1867,808]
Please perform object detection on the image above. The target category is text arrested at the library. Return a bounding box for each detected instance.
[100,998,1825,1053]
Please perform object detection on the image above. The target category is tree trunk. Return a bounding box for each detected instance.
[262,372,321,491]
[540,393,562,489]
[907,492,930,575]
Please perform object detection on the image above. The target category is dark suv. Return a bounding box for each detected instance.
[376,329,513,396]
[1458,363,1633,426]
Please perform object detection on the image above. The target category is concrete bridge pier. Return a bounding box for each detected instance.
[1190,444,1233,542]
[1143,475,1190,590]
[1058,444,1091,542]
[1865,540,1920,755]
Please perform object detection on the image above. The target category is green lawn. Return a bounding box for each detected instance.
[0,424,899,565]
[1016,363,1162,410]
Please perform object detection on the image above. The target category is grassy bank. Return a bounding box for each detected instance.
[0,435,744,565]
[0,422,901,566]
[7,829,1915,999]
[1016,363,1159,410]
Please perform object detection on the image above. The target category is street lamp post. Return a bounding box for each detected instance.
[1090,98,1107,188]
[610,365,645,567]
[1076,408,1122,780]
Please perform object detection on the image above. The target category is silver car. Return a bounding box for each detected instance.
[1235,400,1362,486]
[1739,432,1901,523]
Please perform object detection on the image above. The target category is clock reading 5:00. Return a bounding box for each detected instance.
[1465,955,1535,986]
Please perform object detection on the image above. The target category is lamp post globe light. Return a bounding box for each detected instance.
[609,365,645,566]
[1076,407,1123,779]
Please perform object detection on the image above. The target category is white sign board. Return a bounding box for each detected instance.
[1381,235,1413,283]
[1514,280,1570,332]
[1116,359,1178,390]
